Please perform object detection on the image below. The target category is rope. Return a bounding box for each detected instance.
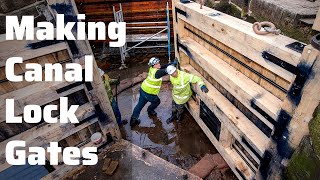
[252,21,281,35]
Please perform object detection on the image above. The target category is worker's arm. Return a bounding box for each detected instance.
[109,78,120,85]
[160,58,178,69]
[188,73,205,87]
[155,69,168,79]
[186,73,209,93]
[155,59,178,78]
[104,74,120,85]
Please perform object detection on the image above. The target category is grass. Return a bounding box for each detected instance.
[203,1,316,44]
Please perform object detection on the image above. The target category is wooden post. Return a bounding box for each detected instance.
[173,1,320,179]
[312,7,320,31]
[47,0,121,139]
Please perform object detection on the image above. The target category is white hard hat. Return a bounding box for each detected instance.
[148,57,160,66]
[98,68,104,77]
[166,65,177,75]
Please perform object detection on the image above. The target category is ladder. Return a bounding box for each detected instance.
[113,4,128,70]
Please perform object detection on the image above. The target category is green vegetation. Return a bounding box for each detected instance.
[204,1,316,44]
[286,104,320,180]
[285,136,320,180]
[205,1,241,18]
[309,105,320,158]
[253,15,315,44]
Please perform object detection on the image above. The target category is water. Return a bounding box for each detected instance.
[117,82,217,170]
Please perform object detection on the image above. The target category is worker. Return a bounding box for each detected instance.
[99,69,127,125]
[165,65,209,124]
[130,57,177,127]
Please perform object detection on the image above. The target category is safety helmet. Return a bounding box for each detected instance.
[166,65,177,75]
[148,57,160,66]
[98,68,104,77]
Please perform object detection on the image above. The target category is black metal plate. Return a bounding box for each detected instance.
[200,101,221,140]
[285,42,306,54]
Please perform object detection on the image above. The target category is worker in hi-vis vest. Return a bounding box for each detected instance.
[130,57,177,127]
[165,65,209,124]
[99,68,128,126]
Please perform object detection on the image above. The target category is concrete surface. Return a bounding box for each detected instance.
[65,140,201,180]
[252,0,320,16]
[250,0,320,28]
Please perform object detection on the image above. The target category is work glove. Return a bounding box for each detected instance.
[115,79,120,85]
[172,58,178,66]
[201,85,209,93]
[169,58,178,67]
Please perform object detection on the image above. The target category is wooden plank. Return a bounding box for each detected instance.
[259,68,286,100]
[281,45,319,115]
[176,2,300,82]
[184,23,291,94]
[183,64,270,157]
[65,133,82,147]
[287,47,320,148]
[185,20,290,93]
[47,0,121,140]
[225,148,256,178]
[0,81,16,96]
[0,102,94,143]
[0,115,98,172]
[187,99,255,179]
[77,128,92,142]
[263,46,320,180]
[180,37,281,122]
[187,56,271,145]
[0,41,68,67]
[219,123,233,148]
[0,81,86,122]
[179,51,190,66]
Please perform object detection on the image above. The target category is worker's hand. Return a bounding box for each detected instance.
[201,85,209,93]
[115,79,120,85]
[172,58,178,66]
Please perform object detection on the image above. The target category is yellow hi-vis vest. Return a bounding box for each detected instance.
[170,70,205,104]
[141,67,162,95]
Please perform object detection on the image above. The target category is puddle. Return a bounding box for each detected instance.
[118,82,217,170]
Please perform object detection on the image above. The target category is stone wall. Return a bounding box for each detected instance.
[250,0,298,28]
[286,104,320,179]
[231,0,249,9]
[230,0,320,28]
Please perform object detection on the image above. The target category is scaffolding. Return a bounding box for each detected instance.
[113,2,171,69]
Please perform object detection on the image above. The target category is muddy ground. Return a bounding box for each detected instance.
[93,56,237,179]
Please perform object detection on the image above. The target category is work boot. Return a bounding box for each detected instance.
[166,116,176,124]
[130,117,141,127]
[148,111,157,117]
[177,113,184,122]
[119,119,128,126]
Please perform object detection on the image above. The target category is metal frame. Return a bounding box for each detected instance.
[112,2,171,69]
[113,4,128,69]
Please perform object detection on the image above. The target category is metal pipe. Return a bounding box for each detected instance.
[125,28,168,52]
[126,21,167,25]
[126,26,167,29]
[127,46,168,49]
[166,1,171,63]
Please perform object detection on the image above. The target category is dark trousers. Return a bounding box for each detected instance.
[131,88,160,119]
[111,98,122,125]
[171,100,185,120]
